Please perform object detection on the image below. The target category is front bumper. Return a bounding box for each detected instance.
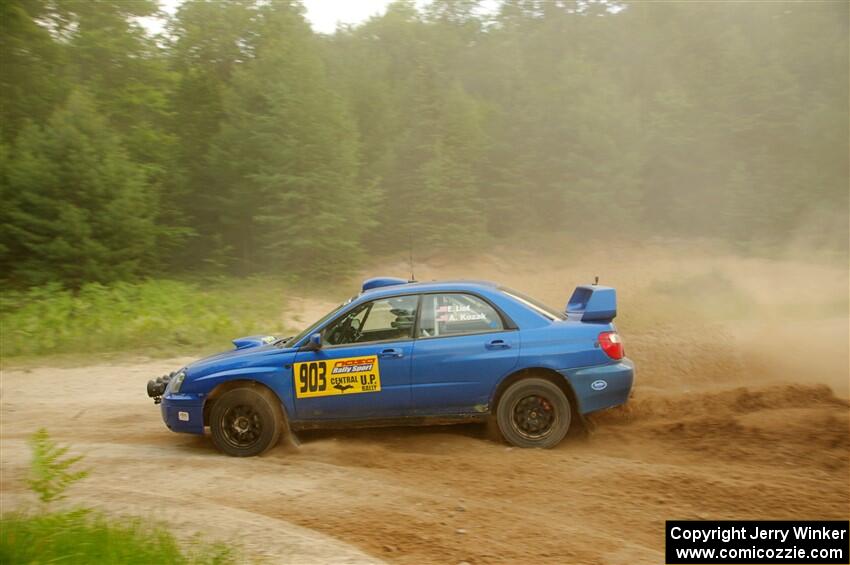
[559,358,634,415]
[160,392,205,435]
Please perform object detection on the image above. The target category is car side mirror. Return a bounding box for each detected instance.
[307,332,322,351]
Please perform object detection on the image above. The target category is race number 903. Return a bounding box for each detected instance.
[298,361,327,394]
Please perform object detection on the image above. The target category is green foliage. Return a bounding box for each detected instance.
[205,2,371,275]
[0,0,847,289]
[0,0,68,143]
[27,428,88,504]
[1,91,161,287]
[0,278,291,357]
[0,429,234,564]
[0,511,233,565]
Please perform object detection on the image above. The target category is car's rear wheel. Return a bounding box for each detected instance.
[209,387,282,457]
[495,378,571,448]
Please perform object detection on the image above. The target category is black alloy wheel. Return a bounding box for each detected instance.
[209,387,283,457]
[495,377,572,448]
[512,394,556,439]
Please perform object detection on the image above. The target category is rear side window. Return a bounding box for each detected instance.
[500,288,566,321]
[418,293,503,338]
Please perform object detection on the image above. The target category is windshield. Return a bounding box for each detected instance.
[499,287,566,321]
[284,296,357,346]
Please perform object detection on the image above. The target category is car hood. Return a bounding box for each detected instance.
[184,337,298,378]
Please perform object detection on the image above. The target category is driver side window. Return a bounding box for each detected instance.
[323,295,419,346]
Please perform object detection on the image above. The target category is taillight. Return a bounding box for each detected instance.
[598,331,623,360]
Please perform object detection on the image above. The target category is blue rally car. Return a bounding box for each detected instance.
[147,278,634,456]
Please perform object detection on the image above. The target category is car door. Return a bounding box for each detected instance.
[293,294,419,421]
[411,293,519,415]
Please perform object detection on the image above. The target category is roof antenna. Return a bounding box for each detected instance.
[593,276,599,286]
[408,232,416,283]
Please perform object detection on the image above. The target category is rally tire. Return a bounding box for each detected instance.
[209,387,283,457]
[496,378,571,448]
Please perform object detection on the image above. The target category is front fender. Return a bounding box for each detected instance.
[186,366,295,417]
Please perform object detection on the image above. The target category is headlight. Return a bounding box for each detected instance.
[169,371,186,394]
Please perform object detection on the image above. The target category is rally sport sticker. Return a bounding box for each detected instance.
[293,355,381,399]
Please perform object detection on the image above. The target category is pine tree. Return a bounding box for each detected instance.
[206,2,372,276]
[0,0,69,142]
[167,0,260,266]
[1,91,160,286]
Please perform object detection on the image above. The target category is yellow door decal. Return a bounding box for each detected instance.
[293,355,381,398]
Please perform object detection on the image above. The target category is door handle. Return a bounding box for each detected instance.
[379,348,404,359]
[486,339,510,350]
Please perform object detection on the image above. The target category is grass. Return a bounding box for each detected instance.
[0,277,294,359]
[0,429,235,564]
[0,510,234,565]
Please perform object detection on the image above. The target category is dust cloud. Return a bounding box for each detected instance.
[2,237,847,564]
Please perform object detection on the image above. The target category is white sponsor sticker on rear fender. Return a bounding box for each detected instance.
[591,380,608,391]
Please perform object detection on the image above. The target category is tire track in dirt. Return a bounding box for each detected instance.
[2,359,847,564]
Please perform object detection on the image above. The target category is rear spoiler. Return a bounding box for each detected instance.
[566,285,617,322]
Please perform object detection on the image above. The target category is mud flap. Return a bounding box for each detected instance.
[576,412,597,436]
[287,429,302,448]
[281,413,301,448]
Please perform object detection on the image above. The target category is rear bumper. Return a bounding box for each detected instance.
[559,358,634,415]
[160,392,205,434]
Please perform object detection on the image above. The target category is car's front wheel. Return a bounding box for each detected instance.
[495,378,571,448]
[209,387,282,457]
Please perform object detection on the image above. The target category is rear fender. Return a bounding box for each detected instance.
[516,322,614,370]
[490,367,580,414]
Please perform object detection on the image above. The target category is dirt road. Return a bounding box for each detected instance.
[2,245,848,564]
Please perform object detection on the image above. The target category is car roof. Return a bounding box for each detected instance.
[359,279,499,299]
